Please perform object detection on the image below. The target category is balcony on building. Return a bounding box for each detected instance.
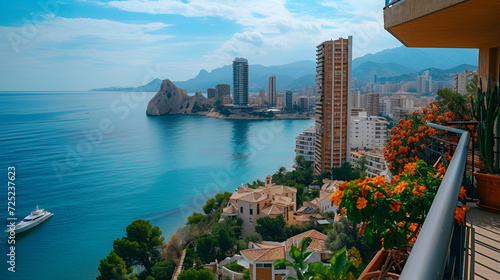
[384,0,500,86]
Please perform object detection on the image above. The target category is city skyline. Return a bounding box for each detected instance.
[0,0,399,91]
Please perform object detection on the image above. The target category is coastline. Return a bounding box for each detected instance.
[150,110,314,120]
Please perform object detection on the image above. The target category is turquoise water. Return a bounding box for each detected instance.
[0,91,313,280]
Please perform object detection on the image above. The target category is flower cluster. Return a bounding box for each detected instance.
[330,161,468,250]
[384,92,472,174]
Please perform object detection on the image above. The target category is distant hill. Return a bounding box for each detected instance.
[378,63,478,84]
[353,46,478,72]
[92,45,479,92]
[92,78,163,92]
[352,61,416,82]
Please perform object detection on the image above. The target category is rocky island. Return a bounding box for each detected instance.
[146,79,312,120]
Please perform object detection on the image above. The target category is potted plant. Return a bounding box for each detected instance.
[330,161,468,279]
[472,74,500,212]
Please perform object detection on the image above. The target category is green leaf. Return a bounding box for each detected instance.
[331,247,347,276]
[290,245,302,261]
[300,237,312,253]
[364,223,373,244]
[274,260,294,267]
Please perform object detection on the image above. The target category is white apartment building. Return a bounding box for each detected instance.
[350,150,389,178]
[350,112,388,150]
[295,125,315,162]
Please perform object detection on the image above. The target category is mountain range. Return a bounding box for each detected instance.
[92,46,478,92]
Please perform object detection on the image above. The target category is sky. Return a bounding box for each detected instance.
[0,0,402,91]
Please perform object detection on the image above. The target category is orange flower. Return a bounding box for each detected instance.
[340,207,347,216]
[329,190,344,206]
[390,201,402,212]
[359,222,368,235]
[411,184,426,197]
[362,185,372,197]
[394,181,409,194]
[339,181,348,191]
[459,186,467,200]
[404,162,417,175]
[455,205,470,225]
[356,197,368,209]
[374,191,385,199]
[390,175,400,184]
[438,166,446,174]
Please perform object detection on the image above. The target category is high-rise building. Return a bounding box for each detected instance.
[276,93,284,109]
[295,126,316,162]
[259,89,266,99]
[416,70,432,94]
[268,75,276,107]
[207,88,215,99]
[351,89,361,107]
[314,36,352,175]
[299,96,309,109]
[216,83,231,105]
[365,93,380,117]
[232,57,249,107]
[285,90,293,111]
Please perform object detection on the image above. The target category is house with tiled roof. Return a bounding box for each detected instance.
[222,175,297,236]
[240,229,332,280]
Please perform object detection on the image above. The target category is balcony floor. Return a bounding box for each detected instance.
[466,204,500,280]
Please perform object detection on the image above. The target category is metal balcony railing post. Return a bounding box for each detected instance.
[400,123,469,280]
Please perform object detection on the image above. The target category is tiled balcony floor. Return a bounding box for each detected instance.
[466,204,500,280]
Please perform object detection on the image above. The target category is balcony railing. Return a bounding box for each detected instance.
[400,123,469,279]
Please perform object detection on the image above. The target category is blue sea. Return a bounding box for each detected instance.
[0,91,313,280]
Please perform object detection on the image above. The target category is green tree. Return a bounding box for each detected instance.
[212,219,239,259]
[113,220,164,275]
[331,162,354,181]
[255,215,287,241]
[202,198,216,214]
[187,212,206,225]
[215,192,233,207]
[325,217,375,264]
[195,235,217,263]
[151,260,176,280]
[97,251,133,280]
[243,232,263,244]
[178,268,215,280]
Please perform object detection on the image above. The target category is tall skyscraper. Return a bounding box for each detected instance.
[268,75,276,107]
[232,57,249,107]
[285,90,293,111]
[314,36,352,175]
[207,88,215,99]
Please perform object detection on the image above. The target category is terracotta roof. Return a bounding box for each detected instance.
[222,204,238,215]
[241,246,286,261]
[284,230,329,253]
[253,243,282,249]
[238,192,268,203]
[269,185,297,195]
[261,204,284,215]
[273,196,293,206]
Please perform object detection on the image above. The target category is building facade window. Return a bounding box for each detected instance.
[249,204,253,215]
[240,206,243,213]
[257,204,260,215]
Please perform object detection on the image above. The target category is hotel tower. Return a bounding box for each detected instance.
[314,36,353,175]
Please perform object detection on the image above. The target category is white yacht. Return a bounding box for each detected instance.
[5,205,54,234]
